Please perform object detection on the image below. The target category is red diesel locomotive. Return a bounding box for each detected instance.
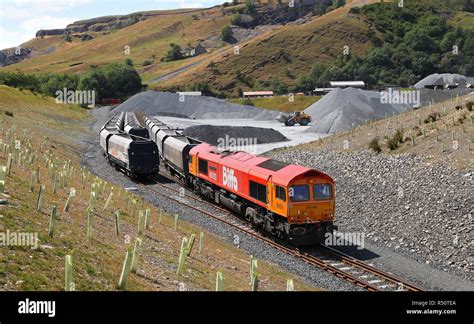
[187,143,337,245]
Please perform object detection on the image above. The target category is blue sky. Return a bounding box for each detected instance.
[0,0,224,50]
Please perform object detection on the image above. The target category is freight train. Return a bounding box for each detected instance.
[142,116,337,245]
[100,112,336,245]
[100,115,159,179]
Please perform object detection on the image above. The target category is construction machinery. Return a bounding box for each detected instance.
[277,112,311,126]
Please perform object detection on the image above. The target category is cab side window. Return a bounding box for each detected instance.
[198,158,208,175]
[275,185,286,202]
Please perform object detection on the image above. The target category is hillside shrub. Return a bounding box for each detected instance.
[369,137,382,153]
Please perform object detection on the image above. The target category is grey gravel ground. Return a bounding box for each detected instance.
[81,107,473,291]
[80,107,362,291]
[114,90,280,120]
[269,149,474,290]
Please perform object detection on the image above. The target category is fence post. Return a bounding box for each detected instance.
[48,204,57,237]
[215,272,224,291]
[63,188,75,213]
[131,237,142,273]
[118,250,133,290]
[137,211,143,235]
[0,166,6,193]
[36,185,45,212]
[198,232,204,254]
[174,214,179,231]
[250,257,258,291]
[114,210,120,236]
[6,154,13,176]
[29,170,36,193]
[103,192,113,212]
[286,279,294,291]
[65,255,74,291]
[87,209,93,241]
[186,234,196,256]
[176,237,188,275]
[144,208,150,229]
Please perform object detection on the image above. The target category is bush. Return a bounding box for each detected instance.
[221,25,234,42]
[142,60,153,66]
[242,98,254,106]
[162,43,183,62]
[244,0,255,14]
[387,128,404,151]
[314,4,328,16]
[369,137,382,153]
[413,126,423,136]
[387,138,399,151]
[424,112,440,123]
[393,128,404,144]
[0,61,142,102]
[231,13,242,25]
[349,7,360,14]
[466,101,473,111]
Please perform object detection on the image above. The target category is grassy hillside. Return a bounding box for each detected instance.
[3,7,230,82]
[2,1,376,96]
[2,0,472,97]
[0,85,316,291]
[155,0,377,96]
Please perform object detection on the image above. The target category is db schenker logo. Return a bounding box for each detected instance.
[223,167,238,191]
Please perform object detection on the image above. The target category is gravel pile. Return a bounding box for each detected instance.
[182,125,288,146]
[115,90,280,120]
[414,73,474,88]
[303,87,409,134]
[80,107,360,291]
[270,149,473,281]
[419,88,472,106]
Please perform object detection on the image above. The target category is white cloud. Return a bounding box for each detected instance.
[0,7,33,19]
[14,0,92,10]
[21,15,77,31]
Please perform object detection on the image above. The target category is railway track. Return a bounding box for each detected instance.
[136,171,423,292]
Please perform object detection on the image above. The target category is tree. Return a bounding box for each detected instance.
[163,43,183,61]
[245,0,256,14]
[221,25,234,42]
[78,63,142,100]
[314,4,328,16]
[231,13,242,26]
[269,78,288,95]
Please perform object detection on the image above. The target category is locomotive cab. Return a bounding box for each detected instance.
[281,173,336,245]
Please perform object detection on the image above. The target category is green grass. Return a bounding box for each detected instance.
[450,12,474,30]
[228,95,319,112]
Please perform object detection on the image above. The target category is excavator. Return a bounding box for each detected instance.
[276,111,311,126]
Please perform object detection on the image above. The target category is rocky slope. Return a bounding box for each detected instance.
[269,149,473,281]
